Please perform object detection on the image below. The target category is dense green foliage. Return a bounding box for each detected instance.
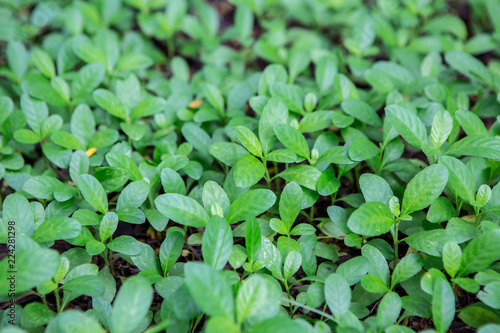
[1,0,500,332]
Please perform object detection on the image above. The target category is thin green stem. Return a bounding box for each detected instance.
[54,289,61,313]
[393,222,399,267]
[191,314,203,333]
[41,294,48,307]
[142,320,173,333]
[284,298,336,323]
[285,284,295,317]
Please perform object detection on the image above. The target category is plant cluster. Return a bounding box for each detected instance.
[1,0,500,332]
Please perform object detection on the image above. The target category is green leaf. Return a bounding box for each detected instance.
[62,275,105,297]
[275,165,322,191]
[184,262,235,320]
[341,99,382,127]
[202,215,233,270]
[459,230,500,276]
[274,124,310,159]
[365,68,394,93]
[7,41,28,80]
[317,169,341,196]
[359,174,393,208]
[0,239,60,294]
[455,110,488,136]
[160,231,184,276]
[155,193,209,227]
[94,168,130,193]
[236,126,262,158]
[233,155,266,188]
[70,107,94,151]
[203,84,225,115]
[107,235,141,256]
[31,48,55,78]
[442,241,462,279]
[116,180,149,211]
[120,123,147,141]
[93,89,127,120]
[439,156,475,203]
[458,304,500,328]
[297,110,331,133]
[181,123,212,156]
[71,63,106,103]
[391,253,424,289]
[21,93,48,136]
[478,281,500,309]
[317,146,353,165]
[23,175,62,200]
[78,175,108,214]
[69,150,89,186]
[362,244,390,286]
[106,152,142,181]
[337,257,370,285]
[325,273,351,318]
[259,97,288,155]
[445,51,492,86]
[99,212,118,243]
[376,292,402,330]
[235,4,254,45]
[160,167,186,195]
[202,181,231,217]
[110,275,153,333]
[86,239,106,255]
[236,274,279,324]
[432,278,455,333]
[32,217,82,243]
[227,189,276,224]
[288,49,310,83]
[427,196,457,223]
[430,110,453,149]
[263,149,297,163]
[401,164,449,215]
[347,202,394,237]
[361,274,389,293]
[20,302,55,328]
[209,142,249,167]
[131,96,167,118]
[405,230,453,257]
[279,182,302,232]
[348,137,380,162]
[51,131,83,150]
[14,129,40,144]
[445,135,500,159]
[2,194,35,237]
[46,310,105,333]
[283,251,302,280]
[246,216,262,265]
[385,105,428,150]
[260,238,283,280]
[270,82,304,114]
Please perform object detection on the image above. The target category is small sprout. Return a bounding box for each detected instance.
[311,148,319,162]
[389,196,400,218]
[476,184,492,207]
[304,92,318,113]
[290,118,299,130]
[211,202,224,217]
